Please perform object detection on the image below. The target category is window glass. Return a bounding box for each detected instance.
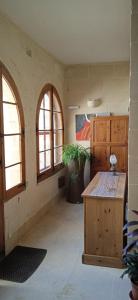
[39,110,51,130]
[39,133,45,152]
[39,150,51,172]
[54,147,62,165]
[53,112,62,130]
[41,93,50,110]
[39,152,45,171]
[4,135,21,167]
[3,103,20,134]
[0,64,25,199]
[39,132,51,152]
[54,131,63,147]
[37,84,64,180]
[2,76,16,103]
[46,150,51,168]
[5,164,22,190]
[53,94,61,112]
[45,132,51,149]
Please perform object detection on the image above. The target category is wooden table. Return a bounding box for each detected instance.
[82,171,126,268]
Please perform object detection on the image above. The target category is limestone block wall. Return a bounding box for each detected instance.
[64,63,129,147]
[0,9,131,252]
[0,12,65,252]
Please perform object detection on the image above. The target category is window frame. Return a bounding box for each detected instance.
[0,62,26,201]
[36,83,64,182]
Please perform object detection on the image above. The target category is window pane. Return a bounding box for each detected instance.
[2,76,16,103]
[5,164,22,190]
[4,135,21,167]
[39,131,51,151]
[39,110,44,130]
[53,112,62,129]
[3,103,20,134]
[54,130,63,147]
[39,150,51,172]
[54,147,62,165]
[46,150,51,168]
[41,93,50,110]
[39,109,51,130]
[39,133,45,152]
[39,152,45,171]
[53,94,61,112]
[46,132,51,149]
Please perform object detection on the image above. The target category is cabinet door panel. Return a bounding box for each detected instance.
[91,116,128,175]
[92,120,110,143]
[85,197,123,257]
[110,118,128,144]
[93,146,110,171]
[111,146,128,172]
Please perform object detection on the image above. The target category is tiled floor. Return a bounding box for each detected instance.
[0,198,131,300]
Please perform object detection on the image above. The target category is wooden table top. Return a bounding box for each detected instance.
[82,172,126,199]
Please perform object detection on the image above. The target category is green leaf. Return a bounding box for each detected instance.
[62,144,91,166]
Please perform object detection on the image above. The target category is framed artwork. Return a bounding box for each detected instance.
[75,114,95,141]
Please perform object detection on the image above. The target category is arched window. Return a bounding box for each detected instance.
[0,63,25,200]
[36,84,64,181]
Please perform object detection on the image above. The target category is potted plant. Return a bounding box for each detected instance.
[62,144,90,203]
[121,209,138,300]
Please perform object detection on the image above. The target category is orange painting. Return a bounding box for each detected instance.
[76,114,95,140]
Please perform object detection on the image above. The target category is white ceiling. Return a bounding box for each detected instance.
[0,0,131,65]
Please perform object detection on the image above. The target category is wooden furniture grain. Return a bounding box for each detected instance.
[91,116,128,177]
[82,171,126,268]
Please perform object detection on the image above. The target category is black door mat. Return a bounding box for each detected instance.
[0,245,47,283]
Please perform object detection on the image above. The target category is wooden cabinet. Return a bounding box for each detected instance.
[82,171,126,268]
[91,116,128,176]
[92,146,110,171]
[92,119,110,143]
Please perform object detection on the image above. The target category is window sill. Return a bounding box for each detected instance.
[37,163,64,183]
[4,182,26,202]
